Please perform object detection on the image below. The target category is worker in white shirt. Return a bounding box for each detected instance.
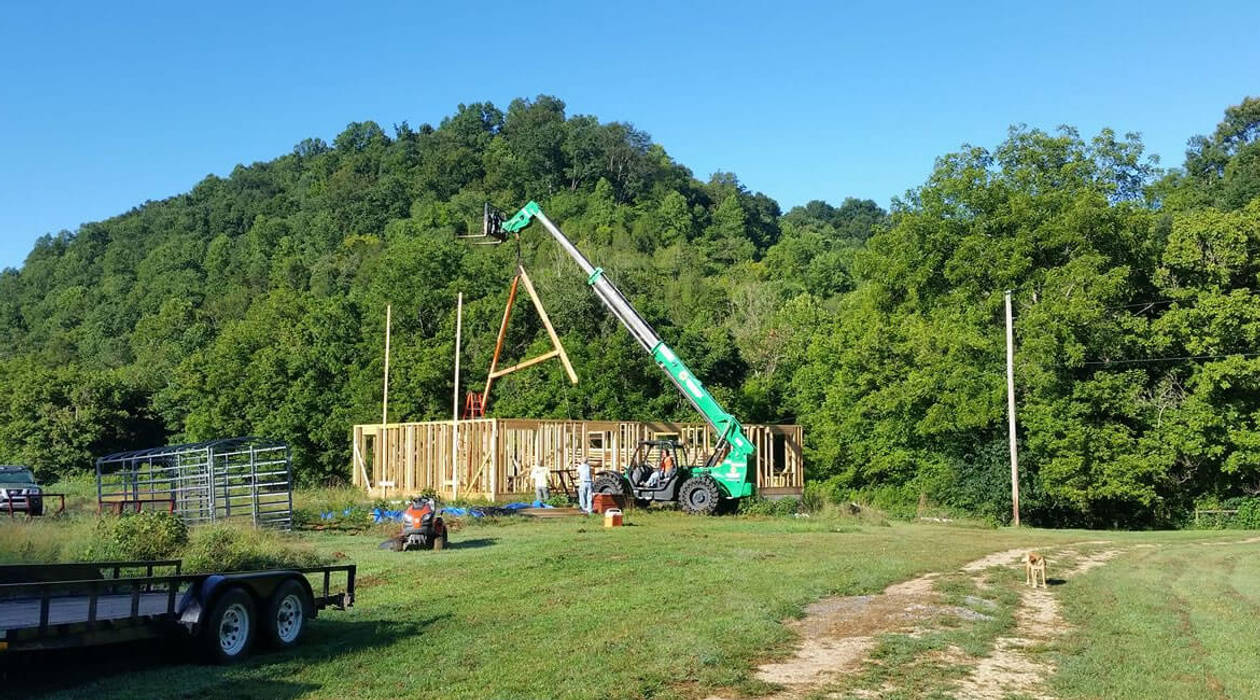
[576,458,593,514]
[530,463,550,505]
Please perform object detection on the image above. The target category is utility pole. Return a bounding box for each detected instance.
[452,293,463,501]
[1005,290,1020,527]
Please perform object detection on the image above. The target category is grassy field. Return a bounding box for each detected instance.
[2,508,1257,699]
[1052,538,1260,699]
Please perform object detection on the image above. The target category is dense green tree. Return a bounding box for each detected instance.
[1,95,1258,527]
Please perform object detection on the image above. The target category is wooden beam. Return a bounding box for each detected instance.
[517,266,579,384]
[382,304,392,425]
[482,274,520,403]
[453,292,463,500]
[490,349,560,378]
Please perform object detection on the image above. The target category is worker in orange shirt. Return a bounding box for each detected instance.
[660,449,676,477]
[647,448,676,488]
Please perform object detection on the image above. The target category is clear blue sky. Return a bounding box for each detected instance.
[2,0,1257,270]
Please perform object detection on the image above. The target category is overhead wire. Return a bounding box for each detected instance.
[1103,286,1260,312]
[1079,351,1260,366]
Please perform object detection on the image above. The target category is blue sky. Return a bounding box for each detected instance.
[1,0,1257,270]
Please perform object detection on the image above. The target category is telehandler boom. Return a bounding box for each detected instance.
[484,201,755,513]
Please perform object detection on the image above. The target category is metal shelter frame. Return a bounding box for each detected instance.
[95,437,293,529]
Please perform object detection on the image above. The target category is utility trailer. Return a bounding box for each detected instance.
[0,559,355,663]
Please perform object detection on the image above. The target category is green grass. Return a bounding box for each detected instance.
[1052,539,1260,699]
[4,508,1256,699]
[8,512,1082,700]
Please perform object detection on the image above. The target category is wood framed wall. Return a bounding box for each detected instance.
[352,419,803,501]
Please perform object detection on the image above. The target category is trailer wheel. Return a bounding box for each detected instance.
[202,587,256,663]
[264,579,313,649]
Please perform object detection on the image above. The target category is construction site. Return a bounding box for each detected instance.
[353,202,804,512]
[351,417,803,501]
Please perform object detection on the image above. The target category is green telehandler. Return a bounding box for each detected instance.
[481,201,756,514]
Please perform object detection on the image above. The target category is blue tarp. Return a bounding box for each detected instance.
[438,502,552,518]
[371,508,405,523]
[367,501,551,521]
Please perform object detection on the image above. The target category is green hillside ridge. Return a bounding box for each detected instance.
[2,95,1259,527]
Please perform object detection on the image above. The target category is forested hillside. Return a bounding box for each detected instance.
[2,95,1258,526]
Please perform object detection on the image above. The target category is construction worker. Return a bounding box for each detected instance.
[576,457,593,514]
[645,448,675,488]
[660,449,675,476]
[530,463,550,505]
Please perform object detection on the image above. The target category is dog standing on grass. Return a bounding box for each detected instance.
[1025,551,1047,588]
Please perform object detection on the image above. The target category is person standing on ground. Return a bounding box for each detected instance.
[531,463,550,505]
[576,457,593,514]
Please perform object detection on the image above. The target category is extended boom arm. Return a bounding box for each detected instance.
[495,201,754,497]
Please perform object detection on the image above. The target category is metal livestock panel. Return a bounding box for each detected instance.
[95,437,293,529]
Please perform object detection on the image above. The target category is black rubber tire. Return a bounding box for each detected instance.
[678,476,721,515]
[200,587,257,664]
[263,579,313,650]
[29,498,43,517]
[593,472,629,497]
[433,532,446,551]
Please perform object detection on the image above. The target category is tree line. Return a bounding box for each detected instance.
[1,95,1257,526]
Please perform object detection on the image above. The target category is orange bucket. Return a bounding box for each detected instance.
[603,508,623,528]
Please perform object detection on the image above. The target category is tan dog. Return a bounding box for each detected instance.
[1025,551,1047,588]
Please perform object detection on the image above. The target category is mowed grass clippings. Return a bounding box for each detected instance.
[9,512,1080,700]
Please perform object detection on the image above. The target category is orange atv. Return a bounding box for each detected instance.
[384,497,449,551]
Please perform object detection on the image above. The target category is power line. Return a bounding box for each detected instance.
[1104,287,1260,311]
[1080,351,1260,366]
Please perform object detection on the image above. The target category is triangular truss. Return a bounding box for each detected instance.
[469,264,577,416]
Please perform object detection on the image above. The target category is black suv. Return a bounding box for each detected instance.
[0,465,43,516]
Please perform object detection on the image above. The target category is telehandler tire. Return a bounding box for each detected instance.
[593,473,629,498]
[678,476,721,515]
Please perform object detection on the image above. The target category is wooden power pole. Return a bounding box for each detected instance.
[1005,290,1021,527]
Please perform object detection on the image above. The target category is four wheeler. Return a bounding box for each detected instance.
[593,439,729,515]
[384,497,449,551]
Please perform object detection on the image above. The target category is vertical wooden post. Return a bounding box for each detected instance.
[380,304,392,501]
[453,293,463,501]
[490,419,499,502]
[1005,290,1021,527]
[382,304,392,426]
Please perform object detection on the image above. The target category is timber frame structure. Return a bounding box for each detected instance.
[463,264,577,418]
[352,418,803,501]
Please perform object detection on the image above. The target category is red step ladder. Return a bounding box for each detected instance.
[463,392,486,419]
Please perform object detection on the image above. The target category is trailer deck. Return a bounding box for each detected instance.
[0,560,356,660]
[0,591,176,629]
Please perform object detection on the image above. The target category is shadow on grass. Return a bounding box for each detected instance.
[0,616,446,697]
[169,678,321,699]
[1047,578,1068,586]
[447,537,498,550]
